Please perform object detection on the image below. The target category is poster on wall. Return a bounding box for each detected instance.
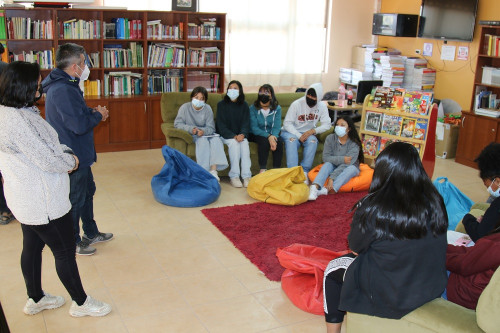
[441,45,456,61]
[423,43,433,56]
[457,46,469,60]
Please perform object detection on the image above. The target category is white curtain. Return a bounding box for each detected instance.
[104,0,328,88]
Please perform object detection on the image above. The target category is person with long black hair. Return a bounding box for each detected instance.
[0,62,111,317]
[249,84,283,173]
[308,116,363,200]
[323,142,448,333]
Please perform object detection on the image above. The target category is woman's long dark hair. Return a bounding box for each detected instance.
[353,142,448,240]
[336,116,364,164]
[0,61,40,108]
[253,83,279,111]
[223,80,245,104]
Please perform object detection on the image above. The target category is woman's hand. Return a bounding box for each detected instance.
[344,156,352,164]
[192,128,198,135]
[268,135,277,151]
[197,129,204,136]
[299,129,315,143]
[69,155,79,173]
[235,134,245,142]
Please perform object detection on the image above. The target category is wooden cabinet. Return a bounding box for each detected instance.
[455,112,500,168]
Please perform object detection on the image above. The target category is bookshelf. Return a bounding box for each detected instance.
[0,7,226,152]
[454,24,500,168]
[358,93,432,166]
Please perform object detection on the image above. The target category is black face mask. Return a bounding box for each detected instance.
[34,86,43,102]
[306,97,317,108]
[258,94,270,104]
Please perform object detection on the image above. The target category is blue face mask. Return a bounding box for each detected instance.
[335,125,347,137]
[487,179,500,197]
[227,89,239,101]
[192,98,205,109]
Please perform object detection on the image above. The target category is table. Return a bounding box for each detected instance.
[326,100,362,124]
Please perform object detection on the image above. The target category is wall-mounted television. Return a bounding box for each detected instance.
[418,0,478,42]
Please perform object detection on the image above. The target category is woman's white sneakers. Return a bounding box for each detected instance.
[209,169,220,181]
[69,295,112,317]
[23,293,65,315]
[308,185,328,200]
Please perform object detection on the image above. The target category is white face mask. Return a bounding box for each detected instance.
[76,64,90,81]
[227,88,239,101]
[192,98,205,109]
[335,125,347,137]
[487,179,500,197]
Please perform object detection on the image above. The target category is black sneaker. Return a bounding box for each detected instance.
[76,240,96,256]
[82,232,114,245]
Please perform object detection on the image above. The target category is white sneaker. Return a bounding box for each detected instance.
[230,177,243,188]
[69,295,111,317]
[308,185,319,201]
[303,171,309,185]
[209,169,220,181]
[243,177,251,188]
[23,293,65,315]
[318,187,329,196]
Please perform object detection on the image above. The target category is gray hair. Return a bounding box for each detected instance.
[56,43,85,70]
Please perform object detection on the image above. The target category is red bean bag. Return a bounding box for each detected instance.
[307,163,373,193]
[276,244,349,315]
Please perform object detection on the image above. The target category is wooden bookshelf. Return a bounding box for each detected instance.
[1,7,226,152]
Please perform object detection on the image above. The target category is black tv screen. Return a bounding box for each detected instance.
[418,0,478,42]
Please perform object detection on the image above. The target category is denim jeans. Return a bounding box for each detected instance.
[313,162,360,192]
[69,166,99,244]
[280,130,317,172]
[21,212,87,305]
[193,135,228,171]
[221,138,252,179]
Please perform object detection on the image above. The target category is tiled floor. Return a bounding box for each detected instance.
[0,149,486,333]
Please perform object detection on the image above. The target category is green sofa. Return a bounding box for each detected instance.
[346,266,500,333]
[160,92,333,176]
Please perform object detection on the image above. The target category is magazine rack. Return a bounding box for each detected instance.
[359,93,437,177]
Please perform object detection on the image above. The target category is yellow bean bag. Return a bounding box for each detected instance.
[307,163,373,193]
[247,166,309,205]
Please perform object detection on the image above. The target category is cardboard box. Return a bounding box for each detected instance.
[435,122,460,159]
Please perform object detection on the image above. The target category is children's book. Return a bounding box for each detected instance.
[362,134,379,156]
[380,114,403,136]
[364,111,383,132]
[400,117,417,138]
[390,88,406,110]
[402,91,422,114]
[413,119,428,140]
[368,86,394,109]
[378,137,397,154]
[419,92,433,115]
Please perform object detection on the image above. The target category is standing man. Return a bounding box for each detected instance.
[280,83,331,183]
[43,43,113,255]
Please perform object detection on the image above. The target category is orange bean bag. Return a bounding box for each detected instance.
[307,163,373,193]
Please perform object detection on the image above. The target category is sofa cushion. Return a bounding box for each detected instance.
[476,267,500,333]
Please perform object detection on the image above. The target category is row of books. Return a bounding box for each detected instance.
[186,71,219,92]
[147,21,183,40]
[364,111,428,140]
[103,71,143,97]
[367,86,434,115]
[7,17,54,39]
[474,87,500,117]
[148,69,183,93]
[483,34,500,57]
[404,58,436,90]
[58,19,101,39]
[83,80,101,97]
[147,43,185,68]
[10,49,55,69]
[102,42,144,68]
[362,134,420,157]
[380,55,405,87]
[187,46,221,67]
[85,52,100,68]
[104,18,142,39]
[187,21,221,40]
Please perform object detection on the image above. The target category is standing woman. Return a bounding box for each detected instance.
[0,62,111,317]
[174,86,228,181]
[249,84,283,173]
[308,116,363,200]
[323,142,448,333]
[216,80,252,188]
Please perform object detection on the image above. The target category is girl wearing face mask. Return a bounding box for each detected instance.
[461,142,500,242]
[308,116,363,200]
[248,84,283,173]
[174,86,228,181]
[216,80,252,188]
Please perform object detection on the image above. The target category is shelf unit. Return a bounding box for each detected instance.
[455,24,500,168]
[1,7,226,152]
[358,95,431,166]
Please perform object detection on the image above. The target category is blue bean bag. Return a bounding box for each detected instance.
[151,146,221,207]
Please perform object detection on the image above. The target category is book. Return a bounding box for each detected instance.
[367,86,393,109]
[378,137,397,154]
[413,119,428,140]
[380,114,403,136]
[400,117,417,138]
[362,134,379,156]
[390,87,405,110]
[364,111,383,132]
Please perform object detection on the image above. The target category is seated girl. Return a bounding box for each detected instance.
[323,142,448,333]
[174,86,228,181]
[308,116,363,200]
[249,84,283,173]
